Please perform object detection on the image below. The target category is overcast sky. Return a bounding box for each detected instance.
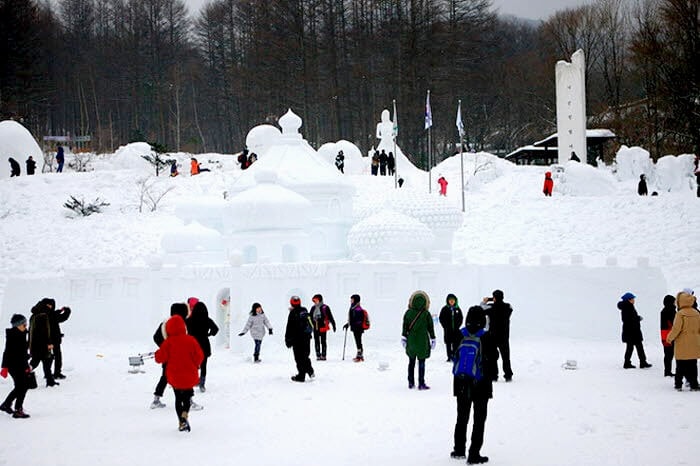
[183,0,591,21]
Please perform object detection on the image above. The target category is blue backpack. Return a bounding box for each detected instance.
[452,328,486,381]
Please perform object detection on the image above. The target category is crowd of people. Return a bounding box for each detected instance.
[370,149,395,176]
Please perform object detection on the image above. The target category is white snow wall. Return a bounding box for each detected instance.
[1,262,666,346]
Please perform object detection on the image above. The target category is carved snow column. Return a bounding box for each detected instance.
[556,49,587,165]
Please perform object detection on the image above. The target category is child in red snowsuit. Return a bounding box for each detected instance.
[155,315,203,432]
[543,171,553,197]
[438,176,448,196]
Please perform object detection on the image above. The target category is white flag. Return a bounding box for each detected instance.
[425,91,433,130]
[393,100,398,138]
[456,100,465,137]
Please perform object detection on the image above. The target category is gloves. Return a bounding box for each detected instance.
[430,339,436,350]
[401,337,407,349]
[342,323,349,331]
[238,332,245,336]
[268,329,273,335]
[0,367,7,378]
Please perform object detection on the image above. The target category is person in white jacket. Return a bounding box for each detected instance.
[239,303,273,363]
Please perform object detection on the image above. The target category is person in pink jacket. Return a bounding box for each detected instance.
[438,175,448,196]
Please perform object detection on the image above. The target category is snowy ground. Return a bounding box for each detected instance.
[1,147,699,465]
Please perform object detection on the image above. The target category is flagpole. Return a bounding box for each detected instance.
[393,99,398,189]
[458,100,465,212]
[427,90,432,194]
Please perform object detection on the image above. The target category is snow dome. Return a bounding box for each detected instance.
[160,221,225,265]
[245,124,282,157]
[317,139,366,175]
[556,160,616,196]
[383,188,463,253]
[348,210,435,261]
[0,120,43,179]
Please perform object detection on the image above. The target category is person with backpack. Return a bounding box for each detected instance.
[660,295,677,377]
[1,314,33,418]
[481,290,514,382]
[238,302,273,363]
[666,291,700,391]
[618,292,652,369]
[343,294,368,362]
[285,296,314,382]
[154,314,204,432]
[310,294,336,360]
[451,305,495,464]
[401,291,436,390]
[188,301,219,392]
[439,293,464,362]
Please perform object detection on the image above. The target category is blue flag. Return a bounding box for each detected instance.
[425,91,433,130]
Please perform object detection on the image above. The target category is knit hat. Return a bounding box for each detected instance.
[290,296,301,307]
[11,314,27,327]
[621,292,636,301]
[187,297,199,310]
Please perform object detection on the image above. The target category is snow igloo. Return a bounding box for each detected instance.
[0,120,43,179]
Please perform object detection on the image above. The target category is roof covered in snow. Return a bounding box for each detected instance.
[534,129,616,148]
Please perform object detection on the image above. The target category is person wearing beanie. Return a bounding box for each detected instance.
[239,302,273,363]
[402,291,436,390]
[451,306,495,464]
[285,296,314,382]
[618,292,652,369]
[188,301,219,392]
[666,292,700,391]
[310,294,336,361]
[439,294,464,362]
[481,290,514,382]
[154,315,204,432]
[343,294,368,362]
[29,299,57,387]
[1,314,32,418]
[660,295,677,377]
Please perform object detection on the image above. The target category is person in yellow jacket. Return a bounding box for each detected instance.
[666,291,700,391]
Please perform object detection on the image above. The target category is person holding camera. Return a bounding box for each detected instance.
[46,299,71,379]
[29,299,58,387]
[481,290,514,382]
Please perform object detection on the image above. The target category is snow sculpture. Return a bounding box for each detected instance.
[556,50,587,165]
[371,109,421,180]
[347,210,435,261]
[656,154,696,193]
[615,146,653,182]
[228,109,355,260]
[227,169,312,264]
[318,140,365,175]
[174,196,228,232]
[246,124,282,157]
[0,120,43,179]
[161,221,225,265]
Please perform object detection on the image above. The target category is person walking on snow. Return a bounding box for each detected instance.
[542,171,553,196]
[154,315,204,432]
[439,294,464,362]
[660,295,677,377]
[285,296,314,382]
[438,175,448,196]
[238,303,273,363]
[310,294,336,360]
[28,299,57,387]
[618,292,652,369]
[666,291,700,391]
[188,301,219,392]
[402,290,436,390]
[151,302,189,409]
[8,158,20,177]
[343,294,367,362]
[55,146,64,173]
[1,314,33,418]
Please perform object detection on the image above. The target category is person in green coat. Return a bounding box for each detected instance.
[402,290,436,390]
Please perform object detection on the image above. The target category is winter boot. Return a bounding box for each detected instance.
[253,354,260,363]
[352,351,364,362]
[418,383,431,391]
[198,376,206,393]
[178,412,190,432]
[467,453,489,464]
[150,396,166,409]
[46,379,59,387]
[291,374,305,382]
[450,451,466,459]
[623,362,636,369]
[640,362,653,369]
[190,400,204,411]
[0,403,14,415]
[12,409,30,419]
[54,373,66,379]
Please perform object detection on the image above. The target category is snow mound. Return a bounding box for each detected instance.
[246,124,282,157]
[318,140,366,175]
[348,209,434,259]
[0,120,43,179]
[161,221,223,253]
[556,161,616,196]
[109,142,155,171]
[656,154,696,193]
[616,146,652,181]
[434,151,514,191]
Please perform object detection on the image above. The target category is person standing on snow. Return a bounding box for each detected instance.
[618,292,652,369]
[439,293,464,362]
[154,315,203,432]
[28,300,57,387]
[8,158,20,177]
[660,295,677,377]
[1,314,33,418]
[238,302,273,363]
[170,160,178,177]
[285,296,314,382]
[335,150,345,174]
[387,152,395,176]
[55,146,64,173]
[379,150,388,176]
[343,294,367,362]
[151,302,189,409]
[666,291,700,391]
[310,294,336,361]
[188,301,219,392]
[26,156,36,175]
[542,171,553,196]
[481,290,514,382]
[638,174,648,196]
[401,290,436,390]
[438,175,448,196]
[45,299,71,380]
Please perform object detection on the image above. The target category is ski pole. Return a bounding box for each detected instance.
[342,326,348,360]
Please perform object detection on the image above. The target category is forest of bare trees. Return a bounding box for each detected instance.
[0,0,697,163]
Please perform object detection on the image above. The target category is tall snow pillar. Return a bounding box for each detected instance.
[556,49,587,165]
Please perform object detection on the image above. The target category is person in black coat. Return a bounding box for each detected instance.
[29,300,57,387]
[379,150,388,176]
[1,314,32,418]
[55,147,65,173]
[187,301,219,392]
[285,296,314,382]
[44,298,71,379]
[310,294,336,360]
[451,306,495,464]
[151,302,189,409]
[439,293,464,362]
[8,157,20,177]
[618,292,652,369]
[335,151,345,174]
[660,295,676,377]
[387,152,395,176]
[637,174,648,196]
[342,294,367,362]
[482,290,514,381]
[26,156,36,175]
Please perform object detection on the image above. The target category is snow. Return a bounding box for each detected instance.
[0,139,699,465]
[0,120,43,179]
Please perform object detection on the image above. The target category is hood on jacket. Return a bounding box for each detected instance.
[191,301,209,320]
[677,292,697,310]
[446,293,458,306]
[40,298,56,310]
[409,291,430,312]
[617,300,634,312]
[465,306,487,333]
[545,171,552,178]
[165,315,187,337]
[663,295,676,307]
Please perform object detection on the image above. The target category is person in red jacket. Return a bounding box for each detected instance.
[542,171,553,197]
[155,315,203,432]
[438,175,448,196]
[190,158,200,176]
